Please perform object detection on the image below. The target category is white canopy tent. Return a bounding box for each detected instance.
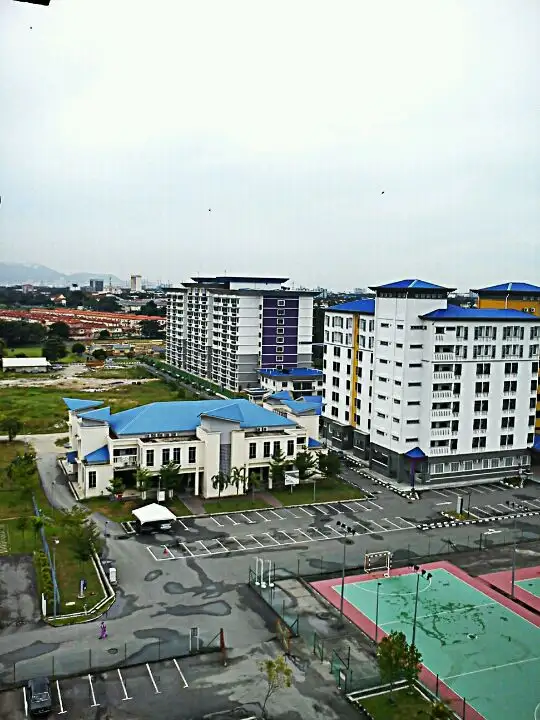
[131,503,176,531]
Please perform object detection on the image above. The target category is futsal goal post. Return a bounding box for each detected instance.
[364,550,392,577]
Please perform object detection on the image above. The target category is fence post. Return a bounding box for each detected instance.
[436,673,439,696]
[462,696,466,718]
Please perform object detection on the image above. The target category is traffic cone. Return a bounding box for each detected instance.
[163,547,168,556]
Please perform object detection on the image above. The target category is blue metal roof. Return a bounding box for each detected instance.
[404,447,426,459]
[63,398,104,412]
[79,407,111,422]
[66,451,77,464]
[420,306,539,321]
[370,279,452,291]
[327,299,375,314]
[108,400,296,436]
[473,282,540,294]
[308,438,322,448]
[533,435,540,452]
[84,445,110,464]
[282,399,321,415]
[258,367,322,378]
[299,395,323,405]
[271,390,294,400]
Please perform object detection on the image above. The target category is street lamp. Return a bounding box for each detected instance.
[505,500,528,598]
[411,565,432,649]
[336,521,357,626]
[52,538,60,618]
[375,582,382,643]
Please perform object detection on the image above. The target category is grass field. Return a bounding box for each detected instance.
[84,495,192,522]
[0,441,38,519]
[271,476,365,506]
[0,380,179,433]
[203,495,272,514]
[80,366,152,380]
[360,689,437,719]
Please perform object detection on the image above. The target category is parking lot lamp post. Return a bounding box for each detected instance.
[375,582,382,643]
[337,522,356,627]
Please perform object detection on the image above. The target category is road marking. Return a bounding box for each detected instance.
[225,515,239,526]
[240,513,255,524]
[367,519,386,531]
[299,506,315,517]
[395,516,416,529]
[146,546,160,561]
[445,489,462,497]
[485,529,502,535]
[176,518,189,530]
[313,505,328,514]
[524,498,540,509]
[249,534,263,546]
[310,526,327,538]
[486,484,501,492]
[325,504,339,513]
[181,542,194,556]
[146,663,161,694]
[435,501,452,506]
[472,506,491,517]
[431,489,450,497]
[366,500,383,510]
[117,668,132,701]
[211,516,224,527]
[88,674,99,707]
[162,544,173,557]
[324,524,343,537]
[173,659,189,688]
[268,510,285,520]
[263,532,281,545]
[340,502,357,512]
[381,517,401,529]
[23,687,28,717]
[471,486,486,494]
[255,511,271,522]
[284,508,301,519]
[231,536,246,549]
[351,519,371,532]
[197,540,211,554]
[214,538,228,552]
[278,529,296,542]
[485,505,501,514]
[56,679,66,714]
[295,528,313,541]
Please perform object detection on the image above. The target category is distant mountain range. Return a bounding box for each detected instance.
[0,263,125,287]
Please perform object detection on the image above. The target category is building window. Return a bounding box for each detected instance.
[273,441,281,456]
[162,448,170,465]
[173,447,181,464]
[249,442,257,459]
[189,446,196,464]
[463,461,473,471]
[263,441,271,457]
[408,382,421,387]
[146,449,154,467]
[277,299,285,306]
[331,407,338,417]
[277,309,285,316]
[472,437,486,449]
[88,471,97,489]
[406,419,419,425]
[287,440,295,456]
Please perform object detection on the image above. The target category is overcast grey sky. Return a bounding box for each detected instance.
[1,0,538,289]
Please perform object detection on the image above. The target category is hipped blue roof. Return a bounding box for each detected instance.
[299,395,323,405]
[370,279,453,291]
[108,400,295,435]
[84,446,110,464]
[421,307,538,321]
[473,282,540,294]
[63,398,104,412]
[80,407,111,422]
[271,390,294,400]
[405,447,426,459]
[66,451,78,464]
[308,438,322,448]
[327,299,375,314]
[282,399,321,415]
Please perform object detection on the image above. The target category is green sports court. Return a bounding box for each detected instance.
[312,561,540,720]
[516,576,540,598]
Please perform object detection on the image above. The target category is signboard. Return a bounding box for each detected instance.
[284,473,300,487]
[190,626,200,652]
[78,579,87,599]
[157,490,166,502]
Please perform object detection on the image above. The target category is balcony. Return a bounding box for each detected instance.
[113,456,138,468]
[431,427,451,437]
[473,428,487,436]
[431,409,451,417]
[434,334,445,342]
[430,446,450,455]
[434,353,455,361]
[433,371,454,380]
[432,390,452,400]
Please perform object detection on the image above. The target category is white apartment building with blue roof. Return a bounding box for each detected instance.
[322,279,540,486]
[64,396,321,499]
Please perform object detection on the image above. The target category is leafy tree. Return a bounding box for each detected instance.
[135,467,152,500]
[270,448,287,489]
[318,451,340,479]
[96,296,120,313]
[72,342,86,355]
[294,450,317,481]
[402,641,422,692]
[0,339,5,357]
[98,329,111,339]
[92,349,107,361]
[159,462,181,499]
[212,471,230,503]
[429,701,455,719]
[258,654,293,719]
[42,336,66,362]
[2,417,21,441]
[59,505,90,532]
[70,518,103,563]
[48,321,70,340]
[0,319,46,347]
[377,630,407,696]
[230,466,246,496]
[140,319,163,338]
[249,470,262,502]
[31,515,45,548]
[107,476,126,497]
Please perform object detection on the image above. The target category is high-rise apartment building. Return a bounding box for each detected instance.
[130,275,142,293]
[322,279,540,486]
[166,276,316,391]
[89,279,104,292]
[472,283,540,432]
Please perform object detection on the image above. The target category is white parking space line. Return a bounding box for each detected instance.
[88,674,99,707]
[180,542,194,556]
[249,534,263,546]
[146,663,161,694]
[313,505,329,514]
[279,530,296,543]
[299,506,315,516]
[117,668,132,701]
[176,518,189,530]
[197,540,211,554]
[225,515,239,526]
[232,536,246,549]
[395,516,416,528]
[472,506,491,517]
[295,528,314,541]
[485,505,501,514]
[214,538,228,552]
[56,679,66,714]
[487,484,502,492]
[240,513,255,524]
[340,502,357,512]
[325,504,339,513]
[381,517,401,529]
[368,519,387,531]
[23,688,27,717]
[255,511,271,522]
[366,500,383,510]
[351,519,371,532]
[284,508,302,519]
[324,524,343,537]
[146,546,160,561]
[211,516,224,527]
[173,659,189,688]
[268,510,285,520]
[162,544,174,558]
[445,489,462,497]
[435,501,452,506]
[470,486,485,494]
[263,532,280,545]
[310,527,327,539]
[431,489,450,497]
[524,499,540,509]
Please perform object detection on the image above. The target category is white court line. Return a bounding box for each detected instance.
[197,540,211,554]
[211,516,224,527]
[146,546,160,561]
[249,534,263,546]
[173,659,189,688]
[181,542,194,556]
[443,655,540,681]
[56,679,66,714]
[263,532,280,545]
[367,500,383,510]
[268,510,285,520]
[381,517,401,529]
[240,513,255,524]
[299,506,315,516]
[146,663,161,693]
[284,508,301,519]
[255,511,270,522]
[279,530,296,543]
[225,515,239,526]
[431,489,450,497]
[176,518,189,530]
[535,702,540,720]
[231,536,246,549]
[88,674,99,707]
[381,601,496,627]
[296,528,314,541]
[22,688,27,718]
[117,668,132,701]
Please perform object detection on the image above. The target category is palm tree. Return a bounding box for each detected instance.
[135,467,152,501]
[212,472,230,504]
[159,462,181,499]
[31,516,45,549]
[230,467,246,496]
[249,470,261,503]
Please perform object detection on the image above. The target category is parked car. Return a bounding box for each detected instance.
[26,677,52,716]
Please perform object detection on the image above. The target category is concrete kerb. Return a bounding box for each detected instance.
[370,476,419,500]
[417,509,540,531]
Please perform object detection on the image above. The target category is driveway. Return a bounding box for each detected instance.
[0,556,40,634]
